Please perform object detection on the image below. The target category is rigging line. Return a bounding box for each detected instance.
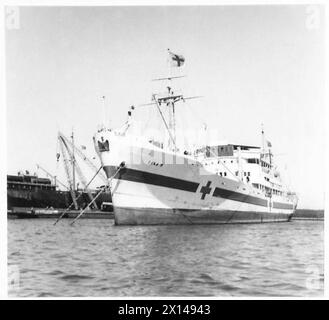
[59,132,108,183]
[53,165,104,226]
[179,97,213,154]
[73,160,97,209]
[70,164,124,225]
[152,94,177,151]
[60,134,97,208]
[55,138,60,175]
[186,98,207,129]
[59,136,78,210]
[36,164,69,191]
[70,185,107,226]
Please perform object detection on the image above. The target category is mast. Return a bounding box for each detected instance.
[101,95,110,128]
[165,49,186,151]
[172,101,176,148]
[261,123,265,157]
[152,94,177,151]
[237,146,243,180]
[148,89,201,153]
[71,129,76,193]
[141,50,200,152]
[166,86,176,151]
[167,50,175,151]
[58,135,79,210]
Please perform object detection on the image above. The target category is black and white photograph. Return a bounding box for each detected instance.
[2,2,326,300]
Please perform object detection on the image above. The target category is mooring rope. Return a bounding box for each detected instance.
[53,165,104,226]
[70,163,124,226]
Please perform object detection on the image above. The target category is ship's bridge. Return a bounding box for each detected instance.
[197,144,283,191]
[196,143,260,158]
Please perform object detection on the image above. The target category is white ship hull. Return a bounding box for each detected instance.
[98,134,296,225]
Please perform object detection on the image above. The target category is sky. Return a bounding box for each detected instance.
[5,5,325,209]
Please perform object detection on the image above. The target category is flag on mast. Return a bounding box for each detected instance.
[168,49,185,67]
[266,140,272,148]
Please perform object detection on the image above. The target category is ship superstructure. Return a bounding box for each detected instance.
[94,50,298,225]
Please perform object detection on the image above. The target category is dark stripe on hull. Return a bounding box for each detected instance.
[114,207,293,225]
[104,166,199,192]
[212,188,268,207]
[104,165,293,211]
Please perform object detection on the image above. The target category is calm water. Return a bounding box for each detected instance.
[8,219,324,297]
